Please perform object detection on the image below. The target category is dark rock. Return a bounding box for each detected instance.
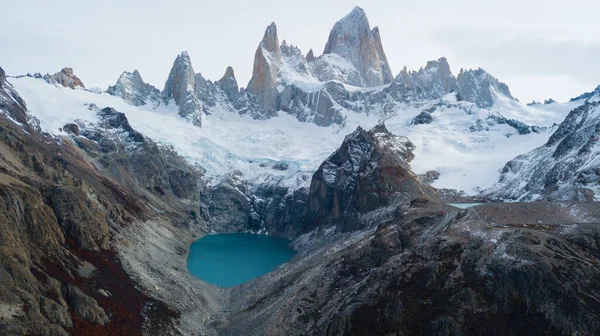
[62,123,80,135]
[411,111,434,125]
[306,123,437,232]
[62,285,109,325]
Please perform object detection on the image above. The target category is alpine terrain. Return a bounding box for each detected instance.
[1,6,599,336]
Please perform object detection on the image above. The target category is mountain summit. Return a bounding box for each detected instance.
[323,6,393,87]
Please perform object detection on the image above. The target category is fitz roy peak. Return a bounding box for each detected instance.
[4,4,600,336]
[103,6,520,129]
[322,6,393,87]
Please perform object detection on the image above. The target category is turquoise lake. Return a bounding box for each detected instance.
[187,233,296,288]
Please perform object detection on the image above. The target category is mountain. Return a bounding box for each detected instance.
[106,70,161,107]
[43,67,85,89]
[456,68,514,108]
[306,124,438,233]
[3,3,600,331]
[163,51,205,126]
[246,22,283,114]
[570,85,600,103]
[322,6,393,87]
[486,98,600,201]
[395,57,457,100]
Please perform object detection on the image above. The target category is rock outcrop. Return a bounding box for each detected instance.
[306,124,437,232]
[106,70,161,107]
[396,57,457,100]
[457,68,513,108]
[163,51,204,126]
[43,68,85,89]
[246,23,282,114]
[217,66,239,100]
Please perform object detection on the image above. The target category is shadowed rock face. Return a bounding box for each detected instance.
[43,68,85,89]
[247,22,282,114]
[163,52,204,126]
[217,66,239,100]
[323,6,393,87]
[306,123,437,233]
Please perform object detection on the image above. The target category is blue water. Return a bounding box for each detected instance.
[187,233,296,288]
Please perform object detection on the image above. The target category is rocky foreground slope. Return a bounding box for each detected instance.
[0,66,208,335]
[2,64,600,335]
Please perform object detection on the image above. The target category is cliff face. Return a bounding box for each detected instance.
[306,124,437,233]
[246,23,282,114]
[163,52,204,126]
[323,6,393,87]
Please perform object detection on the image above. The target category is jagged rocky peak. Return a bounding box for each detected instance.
[43,67,85,89]
[323,6,393,87]
[0,66,5,83]
[217,66,239,100]
[396,57,457,99]
[306,123,437,232]
[106,69,161,107]
[570,85,600,102]
[306,49,315,62]
[247,22,283,114]
[163,51,204,126]
[456,67,513,108]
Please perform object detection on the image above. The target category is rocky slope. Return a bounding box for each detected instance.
[0,67,212,335]
[306,124,438,233]
[3,65,600,335]
[221,128,600,336]
[486,97,600,201]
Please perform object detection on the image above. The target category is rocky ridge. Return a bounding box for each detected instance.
[102,7,525,130]
[486,100,600,201]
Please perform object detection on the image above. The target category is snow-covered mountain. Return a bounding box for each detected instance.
[4,6,586,195]
[486,86,600,201]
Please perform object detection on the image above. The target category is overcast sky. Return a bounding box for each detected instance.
[1,0,599,103]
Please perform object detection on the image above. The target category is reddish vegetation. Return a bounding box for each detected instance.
[39,239,178,336]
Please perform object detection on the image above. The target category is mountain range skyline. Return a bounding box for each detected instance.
[2,1,600,103]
